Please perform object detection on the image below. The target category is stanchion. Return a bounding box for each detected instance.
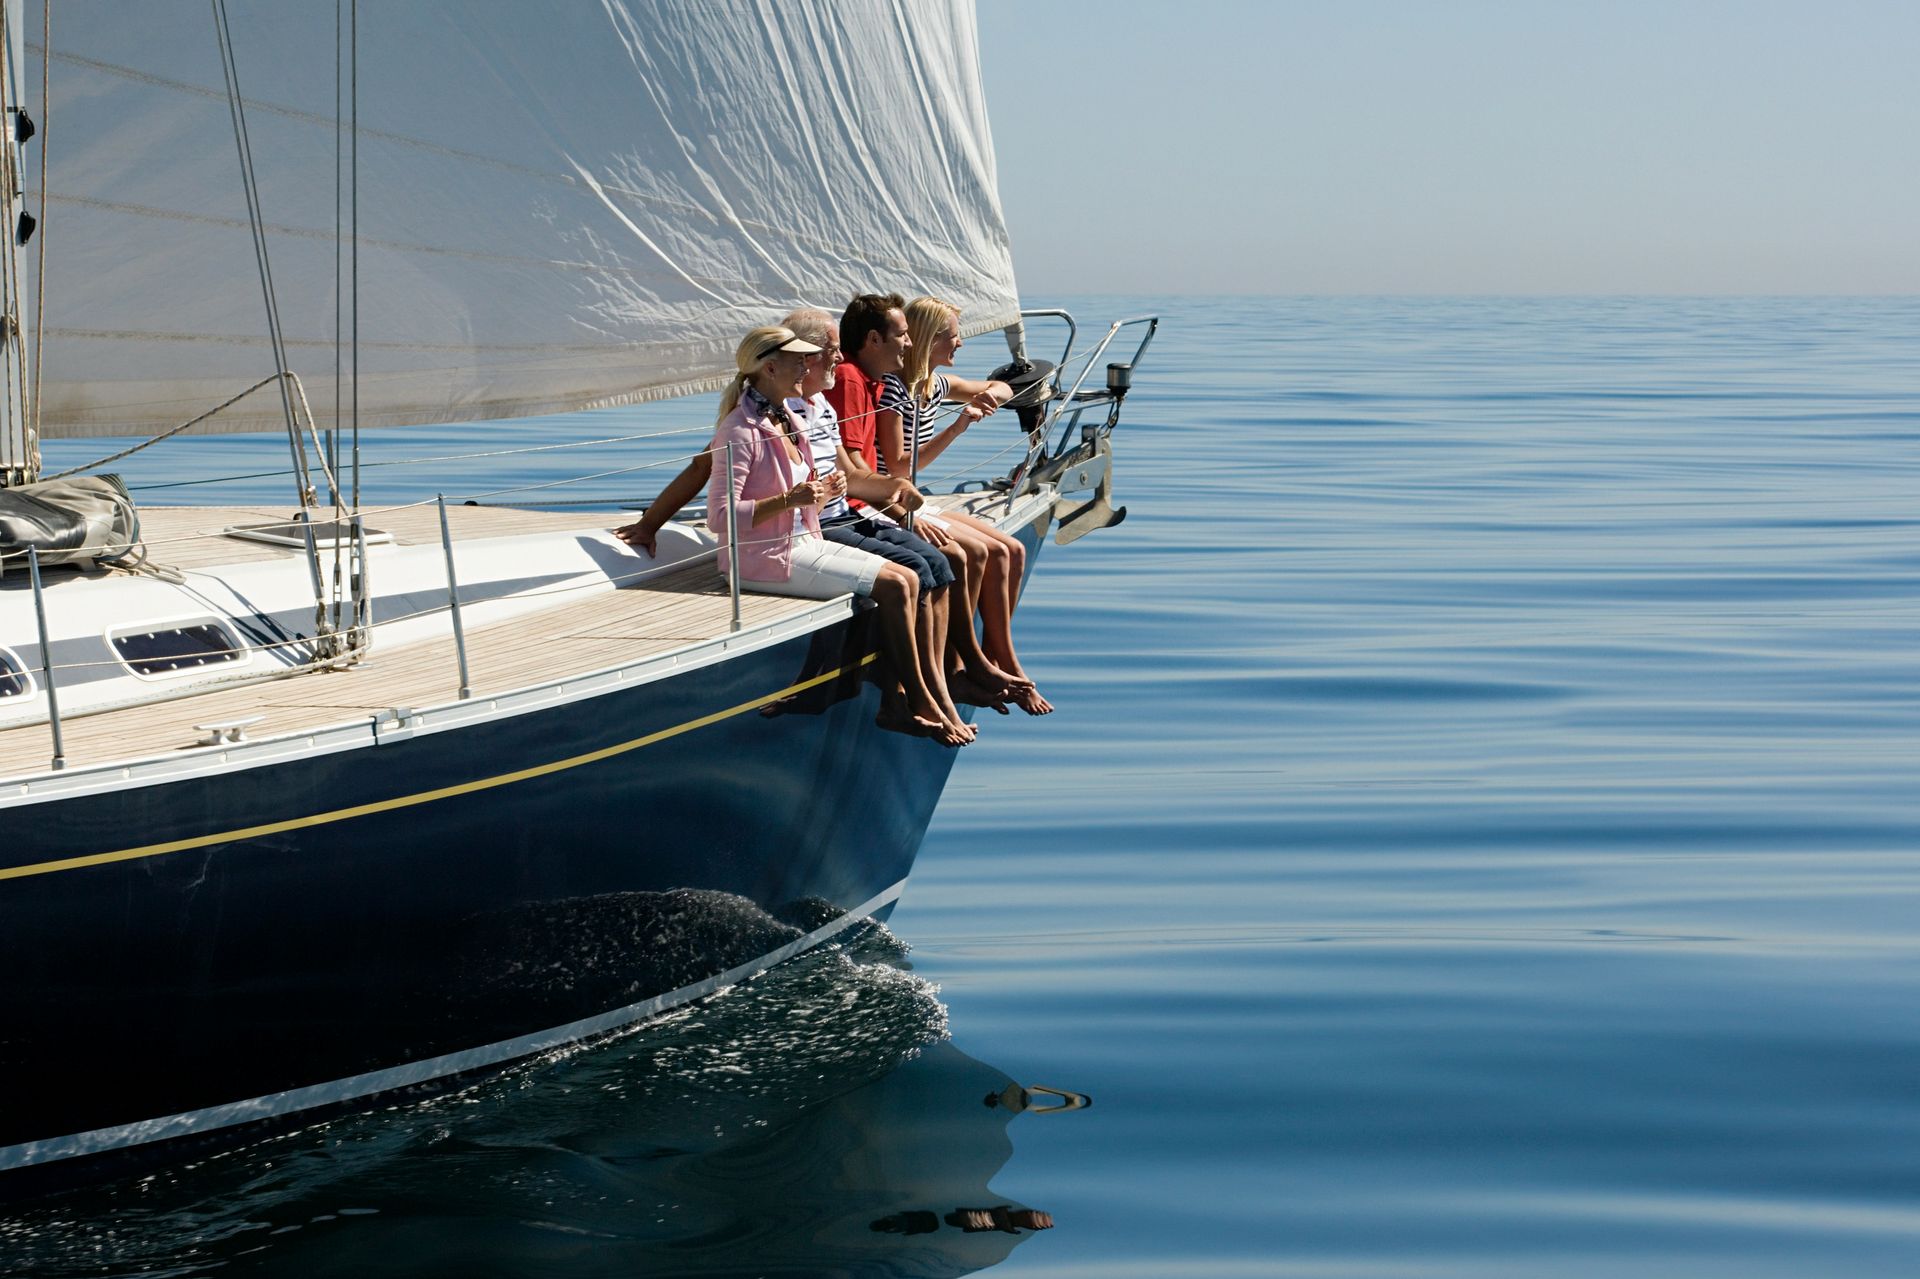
[724,443,741,633]
[350,512,372,655]
[26,547,67,771]
[906,427,920,532]
[436,495,472,699]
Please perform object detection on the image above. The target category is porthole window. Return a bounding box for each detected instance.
[0,647,30,699]
[110,620,246,678]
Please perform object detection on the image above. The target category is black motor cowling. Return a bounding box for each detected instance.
[986,357,1056,436]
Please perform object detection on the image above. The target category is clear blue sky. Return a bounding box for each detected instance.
[977,0,1920,295]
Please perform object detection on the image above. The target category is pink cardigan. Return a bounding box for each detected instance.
[705,393,819,583]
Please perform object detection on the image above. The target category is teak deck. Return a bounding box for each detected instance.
[0,505,829,780]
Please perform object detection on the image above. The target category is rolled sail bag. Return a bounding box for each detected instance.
[0,474,140,569]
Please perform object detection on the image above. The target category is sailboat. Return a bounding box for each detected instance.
[0,0,1153,1183]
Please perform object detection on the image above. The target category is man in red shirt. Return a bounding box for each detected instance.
[825,293,911,476]
[828,292,1046,714]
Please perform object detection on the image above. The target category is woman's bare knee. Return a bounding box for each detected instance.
[873,564,916,607]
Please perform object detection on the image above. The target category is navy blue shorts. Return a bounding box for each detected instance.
[821,517,956,592]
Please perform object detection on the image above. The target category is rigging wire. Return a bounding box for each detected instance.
[115,421,710,492]
[331,0,341,489]
[104,334,1106,495]
[0,5,26,477]
[329,0,344,639]
[25,481,1012,687]
[211,0,347,655]
[209,0,317,509]
[349,0,359,514]
[41,372,297,481]
[28,0,44,473]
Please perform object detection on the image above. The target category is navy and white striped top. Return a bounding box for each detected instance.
[875,372,950,476]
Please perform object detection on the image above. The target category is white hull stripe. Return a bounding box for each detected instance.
[0,878,909,1172]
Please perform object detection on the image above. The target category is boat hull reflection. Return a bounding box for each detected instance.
[0,930,1061,1278]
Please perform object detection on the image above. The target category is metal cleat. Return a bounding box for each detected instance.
[193,715,265,746]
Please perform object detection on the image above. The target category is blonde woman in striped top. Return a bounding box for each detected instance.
[873,296,1052,716]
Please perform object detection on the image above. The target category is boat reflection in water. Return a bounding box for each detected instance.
[0,923,1083,1278]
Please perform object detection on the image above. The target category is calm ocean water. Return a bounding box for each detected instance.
[7,295,1920,1276]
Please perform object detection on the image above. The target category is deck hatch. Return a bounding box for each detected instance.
[110,620,246,677]
[223,520,393,549]
[0,648,29,699]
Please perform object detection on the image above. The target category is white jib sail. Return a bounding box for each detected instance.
[22,0,1019,437]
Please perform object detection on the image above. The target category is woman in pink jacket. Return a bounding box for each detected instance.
[706,325,971,745]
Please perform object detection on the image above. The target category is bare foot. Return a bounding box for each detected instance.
[876,710,938,739]
[950,669,1012,713]
[931,715,972,746]
[931,686,975,738]
[878,709,971,746]
[1009,684,1053,715]
[924,703,975,744]
[965,658,1021,691]
[983,653,1035,690]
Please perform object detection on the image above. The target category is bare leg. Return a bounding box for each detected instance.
[944,509,1027,616]
[870,566,970,745]
[945,535,985,650]
[929,583,951,684]
[938,524,1019,694]
[918,585,970,733]
[942,512,1052,715]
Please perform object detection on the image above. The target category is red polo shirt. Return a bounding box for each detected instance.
[825,361,879,475]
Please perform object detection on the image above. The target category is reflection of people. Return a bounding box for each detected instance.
[870,1206,1055,1235]
[706,325,966,745]
[985,1082,1091,1115]
[948,1206,1056,1234]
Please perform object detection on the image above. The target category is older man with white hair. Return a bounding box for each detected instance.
[781,307,973,739]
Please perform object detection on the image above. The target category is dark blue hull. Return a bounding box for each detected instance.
[0,511,1044,1178]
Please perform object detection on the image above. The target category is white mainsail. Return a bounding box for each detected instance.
[23,0,1019,438]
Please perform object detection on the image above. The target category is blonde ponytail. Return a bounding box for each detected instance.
[715,370,750,428]
[903,296,956,404]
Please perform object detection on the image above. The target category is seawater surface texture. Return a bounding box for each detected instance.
[10,296,1920,1277]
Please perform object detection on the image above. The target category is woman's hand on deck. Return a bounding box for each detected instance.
[613,521,658,555]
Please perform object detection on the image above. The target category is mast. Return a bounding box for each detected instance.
[0,0,35,487]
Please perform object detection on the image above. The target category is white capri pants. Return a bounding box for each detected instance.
[738,535,885,601]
